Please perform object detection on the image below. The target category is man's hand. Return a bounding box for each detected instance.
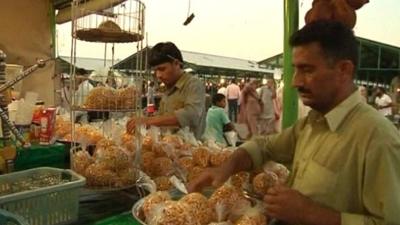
[126,117,148,134]
[264,185,312,224]
[188,149,253,193]
[264,185,340,225]
[187,166,232,193]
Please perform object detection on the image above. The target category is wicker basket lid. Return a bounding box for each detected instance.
[76,20,143,43]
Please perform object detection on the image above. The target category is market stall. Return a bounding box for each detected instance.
[0,0,284,223]
[0,0,376,224]
[0,0,147,224]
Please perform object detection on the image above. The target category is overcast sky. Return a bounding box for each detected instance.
[56,0,400,62]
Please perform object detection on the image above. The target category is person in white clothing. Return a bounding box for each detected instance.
[217,83,228,113]
[358,85,368,103]
[275,81,311,132]
[74,69,95,122]
[217,83,227,95]
[375,87,392,117]
[226,79,241,122]
[258,79,277,135]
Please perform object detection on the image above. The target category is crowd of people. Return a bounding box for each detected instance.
[140,65,399,146]
[215,78,280,139]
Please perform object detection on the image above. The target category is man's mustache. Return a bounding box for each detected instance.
[297,87,311,94]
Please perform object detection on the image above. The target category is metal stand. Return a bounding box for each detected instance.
[0,50,48,147]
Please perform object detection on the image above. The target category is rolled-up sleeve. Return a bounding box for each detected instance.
[339,124,400,225]
[341,213,384,225]
[354,127,400,225]
[240,119,303,169]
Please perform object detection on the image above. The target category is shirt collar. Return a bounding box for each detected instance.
[175,72,189,89]
[166,72,189,95]
[308,90,362,132]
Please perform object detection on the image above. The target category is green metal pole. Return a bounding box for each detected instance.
[282,0,299,128]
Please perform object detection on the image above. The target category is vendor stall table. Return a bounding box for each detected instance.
[15,143,67,171]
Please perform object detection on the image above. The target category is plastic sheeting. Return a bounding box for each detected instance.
[0,0,55,105]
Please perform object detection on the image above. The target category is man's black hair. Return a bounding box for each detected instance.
[290,20,358,68]
[212,93,226,105]
[377,86,386,93]
[76,68,88,75]
[149,42,184,68]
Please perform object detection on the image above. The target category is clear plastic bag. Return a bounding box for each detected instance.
[224,131,238,147]
[142,191,171,219]
[252,171,278,196]
[262,161,290,184]
[179,192,212,225]
[177,127,200,147]
[208,184,250,222]
[233,202,267,225]
[147,200,195,225]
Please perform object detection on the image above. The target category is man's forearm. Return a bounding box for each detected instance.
[220,148,253,175]
[223,123,235,132]
[303,201,341,225]
[383,104,392,109]
[147,115,180,127]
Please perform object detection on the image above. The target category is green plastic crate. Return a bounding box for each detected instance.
[15,143,68,171]
[0,167,86,225]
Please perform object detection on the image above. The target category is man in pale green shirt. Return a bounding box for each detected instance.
[127,42,206,139]
[188,21,400,225]
[205,93,234,145]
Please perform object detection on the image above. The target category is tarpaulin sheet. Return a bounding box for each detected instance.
[0,0,55,105]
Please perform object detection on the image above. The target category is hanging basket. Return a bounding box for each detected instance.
[73,0,145,43]
[76,28,143,43]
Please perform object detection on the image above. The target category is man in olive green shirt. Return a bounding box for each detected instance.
[127,42,206,139]
[188,21,400,225]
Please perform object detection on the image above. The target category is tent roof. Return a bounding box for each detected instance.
[53,0,73,10]
[258,37,400,85]
[181,50,271,73]
[113,47,273,76]
[58,56,120,71]
[258,36,400,70]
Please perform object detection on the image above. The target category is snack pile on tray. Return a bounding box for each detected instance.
[65,121,290,195]
[109,126,290,195]
[139,187,267,225]
[55,116,72,139]
[55,116,103,145]
[133,127,290,225]
[83,85,137,110]
[71,137,137,188]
